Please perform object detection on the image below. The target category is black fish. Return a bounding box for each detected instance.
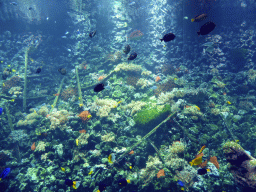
[123,45,131,54]
[58,68,67,75]
[10,2,17,6]
[197,21,216,36]
[36,67,41,74]
[29,7,33,10]
[98,182,107,192]
[160,33,175,42]
[118,178,130,187]
[197,168,210,175]
[65,179,73,186]
[94,83,105,92]
[128,52,137,61]
[89,30,96,38]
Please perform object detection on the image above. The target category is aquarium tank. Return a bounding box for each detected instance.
[0,0,256,191]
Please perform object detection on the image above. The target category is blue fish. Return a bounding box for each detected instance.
[0,108,3,115]
[0,168,11,181]
[177,180,184,187]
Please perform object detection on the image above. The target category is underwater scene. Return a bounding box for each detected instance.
[0,0,256,191]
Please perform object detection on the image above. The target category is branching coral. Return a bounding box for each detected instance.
[122,101,147,116]
[105,51,122,63]
[90,99,118,118]
[154,79,178,97]
[2,76,21,94]
[101,132,115,142]
[76,133,90,146]
[47,109,70,130]
[136,78,152,89]
[78,111,91,123]
[17,112,40,127]
[114,63,142,72]
[61,87,77,101]
[35,141,46,152]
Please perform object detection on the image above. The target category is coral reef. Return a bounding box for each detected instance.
[46,109,70,130]
[61,87,77,101]
[78,111,91,123]
[2,76,21,94]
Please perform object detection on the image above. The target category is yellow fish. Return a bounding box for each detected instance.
[189,156,202,166]
[87,115,92,119]
[195,106,200,111]
[226,101,231,104]
[51,105,54,108]
[30,58,34,62]
[129,166,132,169]
[7,65,11,67]
[163,45,166,47]
[78,97,81,100]
[12,69,16,72]
[174,78,178,80]
[181,187,184,191]
[235,140,239,143]
[1,61,3,63]
[108,154,114,164]
[72,181,77,189]
[9,99,15,102]
[3,83,5,87]
[61,167,65,172]
[79,103,83,107]
[198,145,206,154]
[88,170,93,175]
[113,105,117,108]
[76,139,79,146]
[117,101,122,104]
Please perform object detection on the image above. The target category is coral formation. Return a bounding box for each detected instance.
[61,87,77,101]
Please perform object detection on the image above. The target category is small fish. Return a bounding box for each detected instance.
[7,65,11,67]
[89,30,97,38]
[118,178,130,187]
[61,167,65,172]
[177,180,184,187]
[227,101,231,104]
[97,182,107,192]
[12,69,16,72]
[0,108,3,115]
[197,168,211,175]
[191,14,207,22]
[198,145,206,154]
[1,61,3,63]
[160,33,175,42]
[36,67,42,74]
[94,83,105,92]
[28,7,33,10]
[58,68,67,75]
[0,168,11,181]
[87,115,92,119]
[54,93,60,96]
[76,139,79,146]
[197,21,216,36]
[184,16,188,20]
[128,52,137,61]
[123,45,131,54]
[65,179,80,189]
[202,42,214,47]
[2,83,5,87]
[117,101,122,104]
[129,2,135,6]
[195,106,200,111]
[108,153,115,164]
[9,99,15,102]
[10,2,17,6]
[88,170,93,175]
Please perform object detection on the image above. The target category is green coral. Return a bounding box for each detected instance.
[134,104,171,126]
[223,141,244,154]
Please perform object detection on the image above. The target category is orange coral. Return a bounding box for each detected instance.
[31,142,36,151]
[78,111,91,123]
[155,76,161,82]
[129,150,134,155]
[209,156,219,169]
[157,169,165,178]
[199,160,208,168]
[98,76,105,81]
[79,129,86,134]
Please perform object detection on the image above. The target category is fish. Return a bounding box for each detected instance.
[118,178,130,187]
[65,179,80,189]
[58,68,67,75]
[189,156,203,166]
[160,33,175,42]
[28,7,33,10]
[36,67,42,74]
[198,145,206,154]
[0,168,11,181]
[89,30,97,38]
[61,167,65,172]
[203,42,214,47]
[177,180,184,187]
[197,21,216,36]
[10,2,17,6]
[205,45,214,53]
[88,170,93,175]
[197,168,211,175]
[191,14,207,22]
[97,182,107,192]
[184,16,188,20]
[0,108,3,115]
[76,139,79,146]
[94,83,105,92]
[129,2,135,6]
[128,52,137,61]
[108,153,115,164]
[123,45,131,54]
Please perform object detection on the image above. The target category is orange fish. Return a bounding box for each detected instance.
[198,145,206,154]
[54,93,60,96]
[155,76,161,82]
[31,142,36,151]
